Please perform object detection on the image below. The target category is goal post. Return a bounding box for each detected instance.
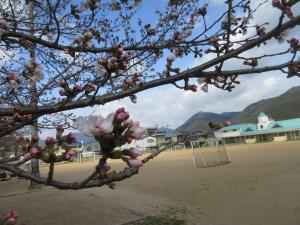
[191,139,230,168]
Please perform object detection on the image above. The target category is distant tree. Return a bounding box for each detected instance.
[0,0,299,189]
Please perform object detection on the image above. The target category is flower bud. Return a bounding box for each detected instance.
[56,125,64,133]
[126,159,143,168]
[13,104,21,112]
[1,211,18,225]
[29,146,42,158]
[190,84,197,92]
[59,80,67,87]
[45,136,55,146]
[59,89,67,96]
[123,148,143,159]
[108,182,116,189]
[66,132,76,143]
[72,85,81,93]
[101,162,111,173]
[15,135,24,143]
[31,135,39,143]
[63,150,75,161]
[26,114,33,121]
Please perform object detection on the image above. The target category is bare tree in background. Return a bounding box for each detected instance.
[0,0,299,190]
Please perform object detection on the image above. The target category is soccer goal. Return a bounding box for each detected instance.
[191,139,230,168]
[79,151,96,164]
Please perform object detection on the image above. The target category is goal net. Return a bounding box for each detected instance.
[191,139,230,168]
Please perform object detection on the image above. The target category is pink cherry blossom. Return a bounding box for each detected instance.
[77,113,114,137]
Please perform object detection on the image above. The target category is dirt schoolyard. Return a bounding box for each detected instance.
[1,141,300,225]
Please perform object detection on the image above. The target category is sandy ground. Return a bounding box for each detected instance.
[1,141,300,225]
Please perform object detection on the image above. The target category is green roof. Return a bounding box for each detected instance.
[219,117,300,136]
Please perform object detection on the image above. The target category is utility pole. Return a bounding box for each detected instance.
[28,0,40,190]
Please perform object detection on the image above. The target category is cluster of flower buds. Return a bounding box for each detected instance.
[204,37,220,54]
[15,128,77,162]
[44,131,76,162]
[82,0,101,11]
[129,95,137,104]
[197,78,209,93]
[5,72,22,89]
[77,107,146,156]
[272,0,293,18]
[243,58,258,68]
[71,3,81,19]
[197,6,207,16]
[84,83,96,94]
[74,31,94,48]
[15,134,42,159]
[165,55,180,77]
[0,211,18,225]
[12,104,33,123]
[58,80,82,98]
[289,37,299,53]
[96,162,117,189]
[184,84,197,92]
[168,0,185,6]
[122,73,141,90]
[19,37,35,49]
[24,60,44,82]
[144,24,156,36]
[95,45,131,76]
[98,147,144,189]
[288,63,300,78]
[208,121,231,130]
[0,19,9,37]
[121,147,143,168]
[221,13,239,30]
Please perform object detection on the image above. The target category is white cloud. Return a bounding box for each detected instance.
[59,73,300,131]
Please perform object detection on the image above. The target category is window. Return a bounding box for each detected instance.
[147,139,154,143]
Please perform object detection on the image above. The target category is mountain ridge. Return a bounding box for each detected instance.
[176,86,300,133]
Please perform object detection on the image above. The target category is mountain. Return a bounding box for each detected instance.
[231,86,300,124]
[176,111,239,133]
[176,86,300,134]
